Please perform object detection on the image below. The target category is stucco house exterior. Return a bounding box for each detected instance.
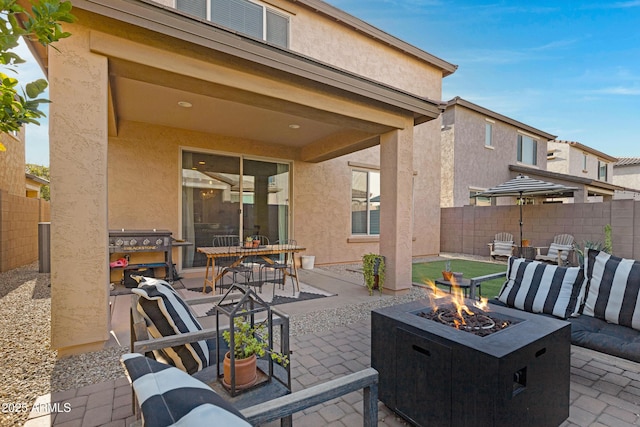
[440,98,629,207]
[18,0,457,355]
[613,158,640,200]
[547,140,615,185]
[440,97,556,208]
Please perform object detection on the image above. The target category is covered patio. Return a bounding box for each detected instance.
[6,260,639,427]
[22,0,454,356]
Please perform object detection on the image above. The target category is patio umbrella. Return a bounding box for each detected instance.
[473,174,577,249]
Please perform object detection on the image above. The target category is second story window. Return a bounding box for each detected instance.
[598,161,608,181]
[485,122,493,147]
[583,153,588,171]
[177,0,289,48]
[516,134,537,166]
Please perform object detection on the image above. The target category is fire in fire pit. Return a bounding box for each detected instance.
[417,304,518,336]
[416,277,518,336]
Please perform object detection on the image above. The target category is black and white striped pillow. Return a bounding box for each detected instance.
[132,278,209,374]
[582,249,640,330]
[121,353,250,427]
[498,257,584,319]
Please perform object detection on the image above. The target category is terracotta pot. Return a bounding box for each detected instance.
[442,271,453,281]
[223,352,257,389]
[253,240,260,248]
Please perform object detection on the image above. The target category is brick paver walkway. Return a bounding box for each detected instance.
[25,318,640,426]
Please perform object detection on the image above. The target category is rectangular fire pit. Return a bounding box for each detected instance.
[371,298,571,427]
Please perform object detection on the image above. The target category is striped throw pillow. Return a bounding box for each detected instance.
[132,278,209,374]
[121,353,250,427]
[498,257,584,319]
[582,249,640,330]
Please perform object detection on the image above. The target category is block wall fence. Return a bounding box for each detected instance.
[0,191,51,272]
[441,200,640,261]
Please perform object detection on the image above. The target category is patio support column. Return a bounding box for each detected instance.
[379,121,413,294]
[49,26,110,356]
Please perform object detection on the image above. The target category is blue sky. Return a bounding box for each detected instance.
[15,0,640,165]
[326,0,640,158]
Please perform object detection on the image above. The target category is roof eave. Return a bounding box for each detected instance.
[291,0,458,77]
[446,97,557,140]
[65,0,442,120]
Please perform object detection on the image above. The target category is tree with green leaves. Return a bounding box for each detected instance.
[1,0,75,151]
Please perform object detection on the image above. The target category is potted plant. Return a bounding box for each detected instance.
[362,253,385,295]
[442,260,453,281]
[222,315,289,388]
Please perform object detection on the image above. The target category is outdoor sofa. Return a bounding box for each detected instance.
[471,249,640,363]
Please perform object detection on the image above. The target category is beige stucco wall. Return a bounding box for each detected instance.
[0,129,26,196]
[614,164,640,189]
[444,105,549,207]
[548,141,614,183]
[285,1,442,97]
[49,25,111,355]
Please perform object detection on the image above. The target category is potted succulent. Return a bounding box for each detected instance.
[442,261,453,281]
[362,253,385,295]
[442,261,463,282]
[222,315,289,388]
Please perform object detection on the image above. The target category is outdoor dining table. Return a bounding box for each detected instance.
[197,244,306,294]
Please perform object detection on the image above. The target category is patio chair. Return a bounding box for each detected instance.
[535,234,575,265]
[261,239,299,297]
[488,232,516,259]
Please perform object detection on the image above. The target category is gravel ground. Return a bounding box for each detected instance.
[0,258,469,426]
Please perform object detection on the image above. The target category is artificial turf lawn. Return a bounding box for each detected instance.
[412,259,508,299]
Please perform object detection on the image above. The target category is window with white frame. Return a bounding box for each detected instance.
[176,0,289,48]
[351,169,380,235]
[485,122,493,147]
[516,134,537,165]
[583,153,588,171]
[598,160,608,181]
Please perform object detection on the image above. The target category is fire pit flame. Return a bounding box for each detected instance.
[419,278,515,336]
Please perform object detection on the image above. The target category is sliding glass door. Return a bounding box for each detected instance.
[181,151,290,268]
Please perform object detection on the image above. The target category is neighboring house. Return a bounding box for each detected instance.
[613,158,640,200]
[547,139,616,184]
[19,0,457,355]
[440,97,556,208]
[440,99,627,206]
[25,173,49,198]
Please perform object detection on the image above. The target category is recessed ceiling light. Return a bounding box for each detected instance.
[178,101,193,108]
[288,124,300,129]
[198,161,206,165]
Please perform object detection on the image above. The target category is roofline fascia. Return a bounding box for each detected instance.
[290,0,458,77]
[25,173,50,185]
[446,97,557,141]
[508,164,624,192]
[68,0,442,120]
[552,140,618,163]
